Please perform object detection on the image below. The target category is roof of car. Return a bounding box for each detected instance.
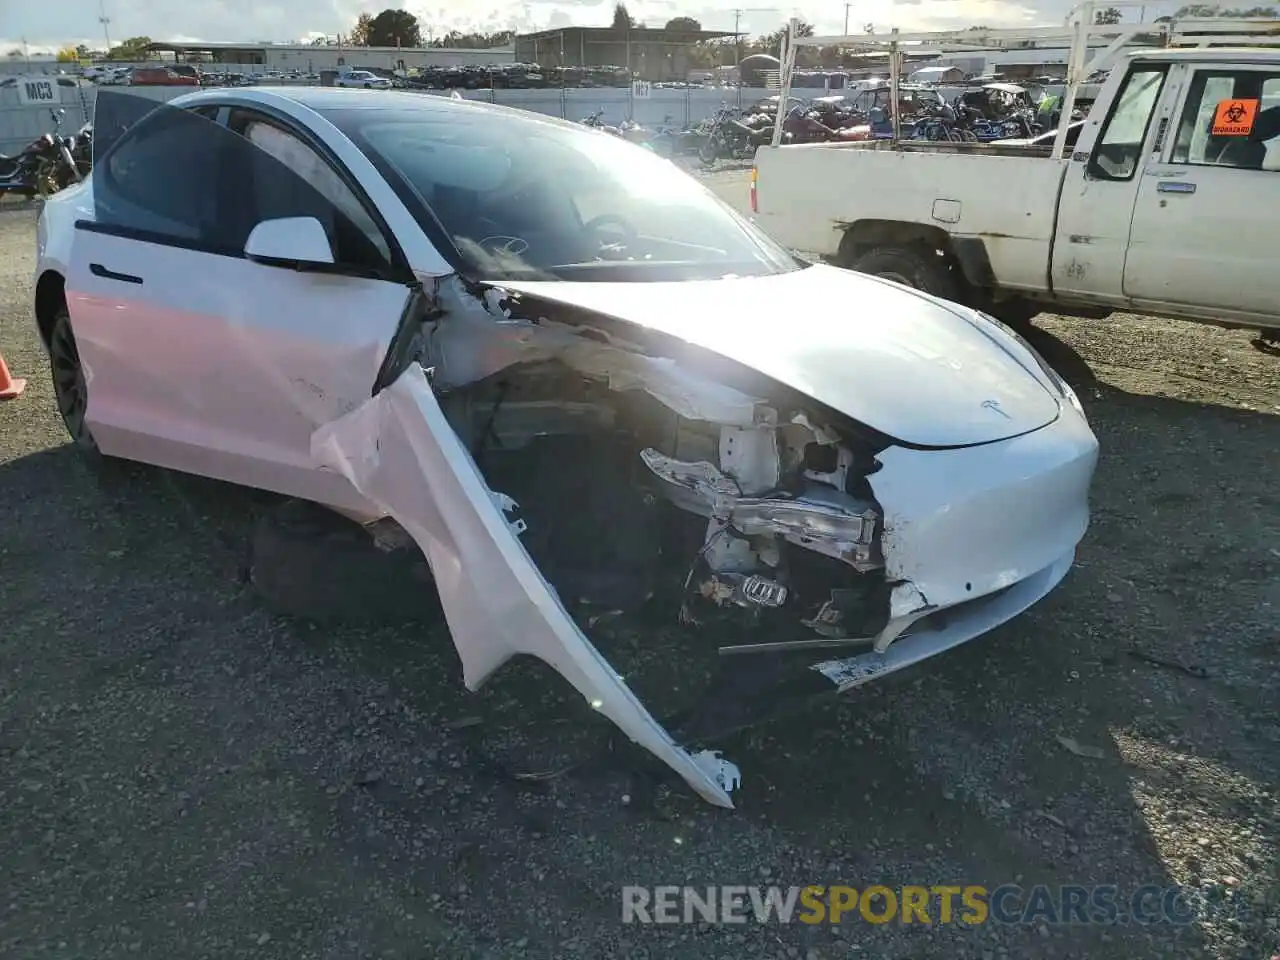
[173,85,564,124]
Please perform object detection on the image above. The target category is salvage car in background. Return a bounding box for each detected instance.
[334,70,394,90]
[33,89,1099,807]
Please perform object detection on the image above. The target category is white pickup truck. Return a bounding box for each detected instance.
[752,47,1280,338]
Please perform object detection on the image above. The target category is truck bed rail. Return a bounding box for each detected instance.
[771,3,1280,159]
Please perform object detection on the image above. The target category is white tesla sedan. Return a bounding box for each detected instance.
[34,88,1098,807]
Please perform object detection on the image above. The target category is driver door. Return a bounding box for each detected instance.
[66,97,418,510]
[1050,63,1173,304]
[1123,64,1280,322]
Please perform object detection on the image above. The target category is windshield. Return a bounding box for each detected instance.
[321,104,800,282]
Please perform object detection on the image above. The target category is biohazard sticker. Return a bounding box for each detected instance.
[1211,98,1259,136]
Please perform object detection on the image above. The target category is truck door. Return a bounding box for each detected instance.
[1123,64,1280,323]
[1051,63,1172,303]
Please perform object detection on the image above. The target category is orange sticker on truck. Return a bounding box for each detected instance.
[1211,99,1259,136]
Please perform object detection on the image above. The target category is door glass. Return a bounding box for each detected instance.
[1088,67,1167,181]
[1170,70,1280,170]
[91,91,396,272]
[228,111,392,267]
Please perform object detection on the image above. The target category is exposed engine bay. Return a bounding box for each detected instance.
[427,279,895,648]
[312,275,1095,809]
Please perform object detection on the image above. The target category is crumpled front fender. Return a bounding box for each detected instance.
[310,364,738,808]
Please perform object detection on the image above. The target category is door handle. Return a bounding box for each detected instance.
[89,263,144,284]
[1157,180,1196,194]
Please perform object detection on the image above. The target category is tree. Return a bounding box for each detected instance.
[612,3,635,29]
[6,49,22,58]
[1172,3,1277,13]
[107,36,153,60]
[1094,7,1123,23]
[430,29,513,48]
[350,12,374,46]
[56,46,79,62]
[367,9,421,47]
[75,43,91,58]
[664,16,702,32]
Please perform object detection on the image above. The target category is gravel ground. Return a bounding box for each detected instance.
[1,199,1278,960]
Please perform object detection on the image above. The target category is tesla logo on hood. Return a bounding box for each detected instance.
[982,399,1012,420]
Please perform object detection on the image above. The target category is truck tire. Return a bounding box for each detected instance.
[851,247,959,302]
[249,499,441,625]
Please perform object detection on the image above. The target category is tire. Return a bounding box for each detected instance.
[249,499,442,625]
[47,304,98,452]
[698,138,719,166]
[851,246,960,301]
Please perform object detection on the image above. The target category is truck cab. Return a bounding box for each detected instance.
[752,27,1280,339]
[1050,49,1280,327]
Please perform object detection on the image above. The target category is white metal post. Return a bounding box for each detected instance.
[1051,1,1094,160]
[770,18,799,146]
[889,29,901,142]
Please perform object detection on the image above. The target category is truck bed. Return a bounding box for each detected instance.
[752,141,1070,292]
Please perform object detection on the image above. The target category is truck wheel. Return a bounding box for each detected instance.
[249,499,441,625]
[852,246,959,301]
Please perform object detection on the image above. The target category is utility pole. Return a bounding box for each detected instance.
[98,0,112,54]
[844,3,852,35]
[729,7,777,71]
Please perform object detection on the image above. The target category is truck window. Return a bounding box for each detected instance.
[1170,70,1280,171]
[1087,66,1167,182]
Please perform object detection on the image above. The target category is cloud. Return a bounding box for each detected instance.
[3,0,1179,50]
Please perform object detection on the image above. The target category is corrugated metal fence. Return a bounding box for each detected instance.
[0,79,1082,155]
[0,82,785,155]
[0,78,95,155]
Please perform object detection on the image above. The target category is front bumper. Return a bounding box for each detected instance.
[812,547,1076,691]
[867,395,1098,648]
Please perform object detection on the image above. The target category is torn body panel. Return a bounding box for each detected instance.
[311,275,1096,804]
[312,366,737,808]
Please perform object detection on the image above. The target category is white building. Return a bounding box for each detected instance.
[146,40,514,73]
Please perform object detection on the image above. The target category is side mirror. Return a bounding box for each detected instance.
[244,216,334,269]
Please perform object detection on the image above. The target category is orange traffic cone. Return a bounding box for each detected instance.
[0,351,27,400]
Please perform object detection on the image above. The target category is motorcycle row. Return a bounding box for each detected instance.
[578,86,1082,165]
[0,108,92,200]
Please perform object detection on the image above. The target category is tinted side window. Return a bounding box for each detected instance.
[228,110,392,270]
[93,97,398,274]
[1170,70,1280,170]
[96,103,225,248]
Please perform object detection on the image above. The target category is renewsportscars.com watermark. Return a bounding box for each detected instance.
[621,884,1255,927]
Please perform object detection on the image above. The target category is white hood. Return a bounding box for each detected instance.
[496,264,1060,448]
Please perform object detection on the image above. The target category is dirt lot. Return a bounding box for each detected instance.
[1,201,1277,960]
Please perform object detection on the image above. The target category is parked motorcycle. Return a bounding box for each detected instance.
[697,105,788,166]
[951,100,1040,140]
[580,109,621,137]
[65,121,93,180]
[0,109,84,199]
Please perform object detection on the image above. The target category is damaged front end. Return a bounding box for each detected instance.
[311,275,1094,806]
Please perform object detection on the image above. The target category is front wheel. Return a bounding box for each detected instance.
[698,138,720,166]
[47,304,97,451]
[850,246,959,302]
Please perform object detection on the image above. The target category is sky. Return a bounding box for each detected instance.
[3,0,1185,54]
